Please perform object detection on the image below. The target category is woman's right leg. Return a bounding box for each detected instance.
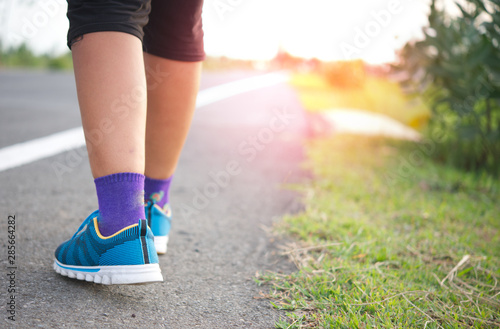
[139,0,205,254]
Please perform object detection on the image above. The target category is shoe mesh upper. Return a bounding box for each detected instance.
[55,213,158,266]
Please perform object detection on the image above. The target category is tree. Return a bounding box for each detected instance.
[397,0,500,174]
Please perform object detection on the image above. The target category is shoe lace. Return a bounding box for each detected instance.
[147,199,171,214]
[71,210,99,239]
[163,203,172,216]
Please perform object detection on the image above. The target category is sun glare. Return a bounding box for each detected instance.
[203,0,430,64]
[4,0,431,63]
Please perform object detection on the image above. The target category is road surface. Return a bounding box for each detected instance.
[0,69,307,328]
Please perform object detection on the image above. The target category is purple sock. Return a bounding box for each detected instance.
[94,172,146,236]
[144,175,173,209]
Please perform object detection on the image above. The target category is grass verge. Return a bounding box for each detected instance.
[256,135,500,328]
[290,73,430,130]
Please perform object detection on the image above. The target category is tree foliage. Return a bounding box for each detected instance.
[0,43,73,70]
[397,0,500,175]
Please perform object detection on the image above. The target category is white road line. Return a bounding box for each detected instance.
[0,71,289,172]
[0,128,85,172]
[195,71,289,108]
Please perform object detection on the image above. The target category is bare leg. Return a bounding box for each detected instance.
[53,30,167,286]
[144,53,202,180]
[72,32,147,178]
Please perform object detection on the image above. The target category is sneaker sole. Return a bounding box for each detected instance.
[53,259,163,285]
[154,235,169,255]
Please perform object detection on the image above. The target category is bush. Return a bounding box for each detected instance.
[47,53,73,70]
[0,43,73,70]
[396,0,500,175]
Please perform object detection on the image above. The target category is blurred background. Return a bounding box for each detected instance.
[1,0,498,174]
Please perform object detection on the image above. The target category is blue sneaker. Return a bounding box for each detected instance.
[54,210,163,285]
[145,201,172,254]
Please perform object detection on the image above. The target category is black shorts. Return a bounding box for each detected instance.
[66,0,205,62]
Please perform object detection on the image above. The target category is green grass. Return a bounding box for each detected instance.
[257,135,500,328]
[290,73,430,130]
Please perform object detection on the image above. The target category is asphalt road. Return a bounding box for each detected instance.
[0,69,307,328]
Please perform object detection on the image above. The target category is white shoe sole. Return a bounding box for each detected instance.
[154,235,169,254]
[53,259,163,285]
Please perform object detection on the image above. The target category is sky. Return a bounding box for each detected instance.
[0,0,449,64]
